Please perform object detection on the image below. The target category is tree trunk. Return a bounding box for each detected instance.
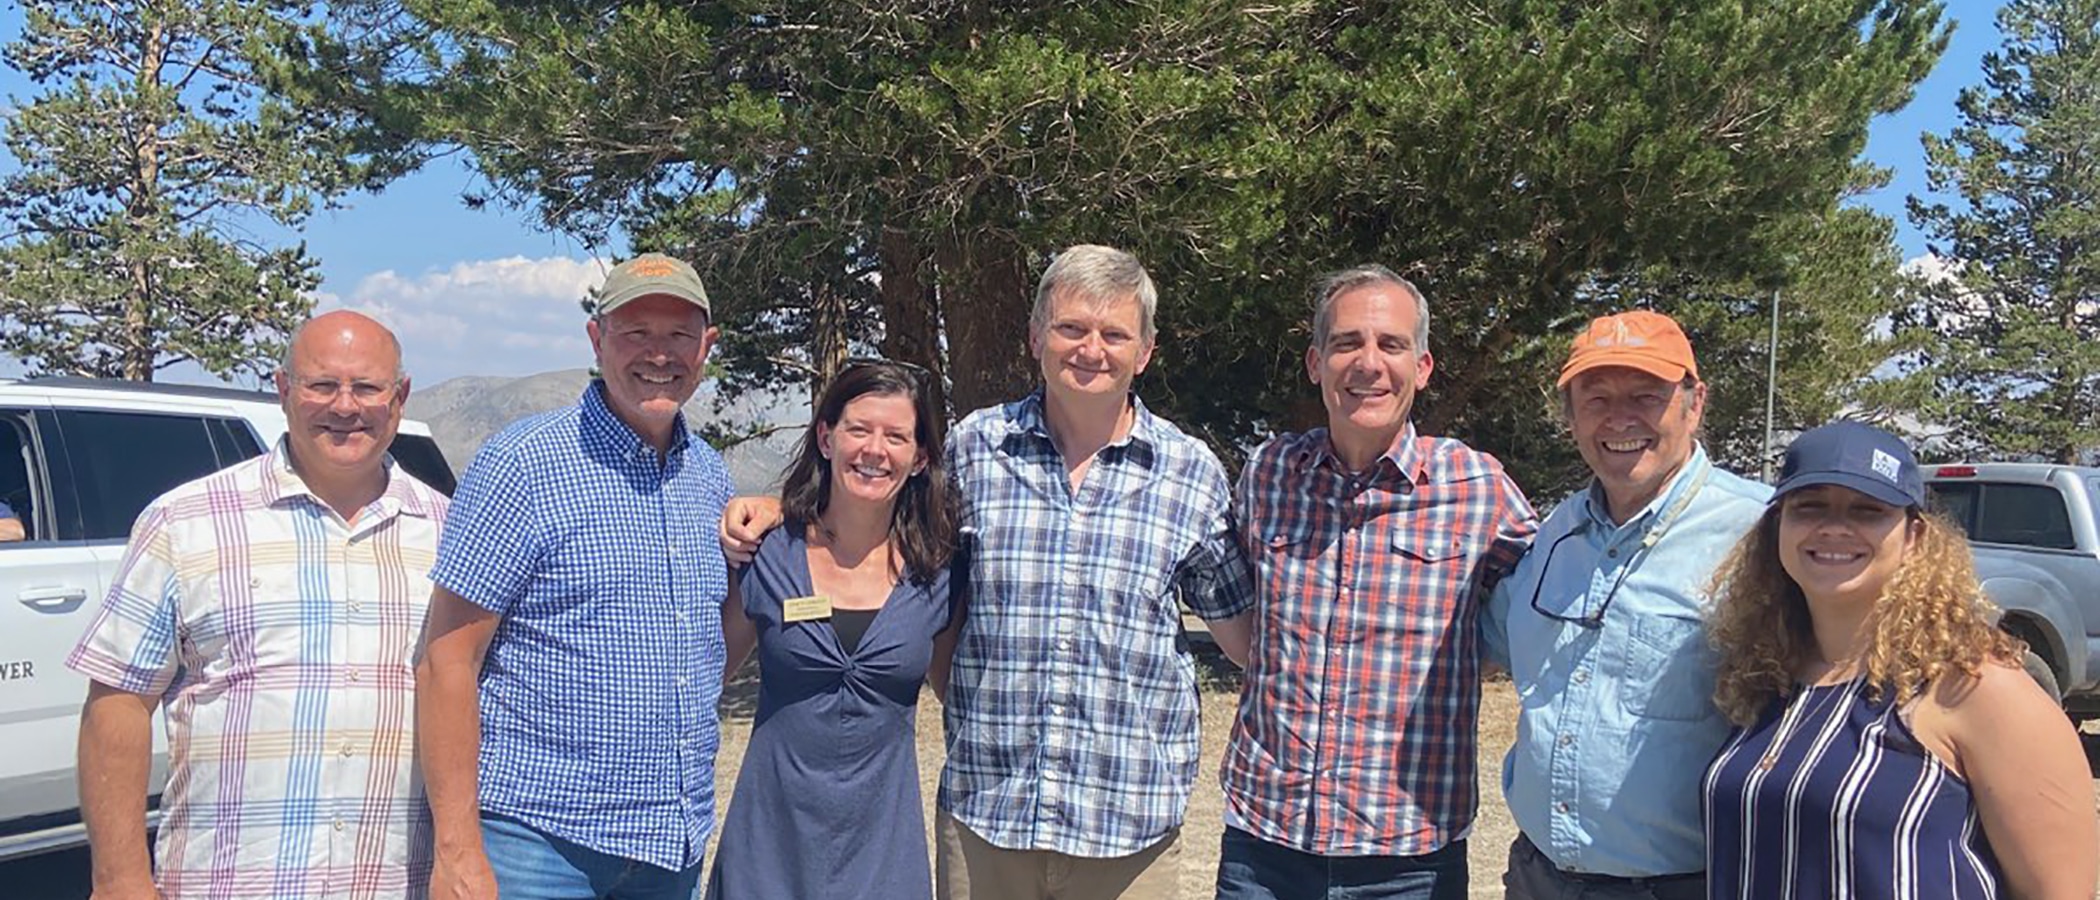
[937,230,1035,416]
[123,18,170,383]
[877,227,948,417]
[810,282,848,397]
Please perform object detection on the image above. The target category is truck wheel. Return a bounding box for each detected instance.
[2021,646,2064,706]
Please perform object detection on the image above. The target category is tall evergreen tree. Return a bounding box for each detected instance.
[0,1,401,381]
[1905,0,2100,463]
[354,0,1942,492]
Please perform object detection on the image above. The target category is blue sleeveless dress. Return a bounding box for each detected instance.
[706,527,954,900]
[1702,678,2003,899]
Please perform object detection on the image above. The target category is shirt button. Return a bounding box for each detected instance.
[1572,671,1589,685]
[1555,801,1571,814]
[676,676,689,686]
[333,817,346,832]
[339,742,355,758]
[1558,733,1574,746]
[349,599,364,612]
[347,668,362,683]
[1607,548,1618,558]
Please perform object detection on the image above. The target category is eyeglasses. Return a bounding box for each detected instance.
[290,376,400,407]
[1525,526,1652,629]
[840,356,935,388]
[1527,466,1713,629]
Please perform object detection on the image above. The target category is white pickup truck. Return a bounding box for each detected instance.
[0,377,453,861]
[1926,462,2100,723]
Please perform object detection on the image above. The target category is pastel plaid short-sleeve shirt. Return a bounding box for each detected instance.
[69,443,449,900]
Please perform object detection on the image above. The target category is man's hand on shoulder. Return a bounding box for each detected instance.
[721,496,784,565]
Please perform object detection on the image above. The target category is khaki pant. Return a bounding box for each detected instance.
[935,809,1183,900]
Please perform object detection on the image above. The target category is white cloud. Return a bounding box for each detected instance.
[314,255,610,385]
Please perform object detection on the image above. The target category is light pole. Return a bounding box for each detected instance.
[1762,286,1780,482]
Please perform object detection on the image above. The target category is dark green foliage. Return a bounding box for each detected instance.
[347,0,1942,493]
[1904,0,2100,464]
[0,1,395,380]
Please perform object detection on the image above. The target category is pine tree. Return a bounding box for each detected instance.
[1906,0,2100,463]
[0,1,397,381]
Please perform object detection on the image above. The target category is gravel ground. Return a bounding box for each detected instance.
[707,648,1521,900]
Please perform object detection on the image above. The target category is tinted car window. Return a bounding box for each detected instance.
[1925,482,1978,534]
[388,435,455,496]
[1973,483,2075,550]
[59,410,233,540]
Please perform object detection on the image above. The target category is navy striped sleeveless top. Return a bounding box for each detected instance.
[1703,678,2002,899]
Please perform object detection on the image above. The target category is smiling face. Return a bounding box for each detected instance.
[1308,282,1434,459]
[1030,290,1154,404]
[1566,366,1706,522]
[587,294,717,444]
[1777,484,1918,608]
[817,391,925,509]
[275,311,408,486]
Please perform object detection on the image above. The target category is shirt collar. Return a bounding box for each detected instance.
[580,379,692,464]
[1580,443,1713,533]
[1304,422,1424,485]
[261,436,438,522]
[1013,389,1158,453]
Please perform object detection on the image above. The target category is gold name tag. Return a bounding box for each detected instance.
[782,595,833,622]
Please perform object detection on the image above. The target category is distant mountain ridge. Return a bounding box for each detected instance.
[405,369,804,495]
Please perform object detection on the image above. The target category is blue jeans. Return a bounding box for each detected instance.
[1215,826,1468,900]
[481,812,703,900]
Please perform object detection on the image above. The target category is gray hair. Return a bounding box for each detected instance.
[1030,244,1159,341]
[1310,264,1430,357]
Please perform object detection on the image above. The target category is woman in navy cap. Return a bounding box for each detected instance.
[1701,421,2094,899]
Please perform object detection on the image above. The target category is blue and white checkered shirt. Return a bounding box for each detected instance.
[429,382,732,871]
[938,392,1257,858]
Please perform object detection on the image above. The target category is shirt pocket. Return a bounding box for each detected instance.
[1618,611,1713,721]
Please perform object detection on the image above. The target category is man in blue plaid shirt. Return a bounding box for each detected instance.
[416,253,736,900]
[725,244,1257,899]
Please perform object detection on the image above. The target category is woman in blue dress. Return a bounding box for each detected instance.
[1702,422,2094,899]
[707,359,959,900]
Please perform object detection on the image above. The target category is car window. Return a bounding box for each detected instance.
[1973,483,2076,550]
[387,434,455,497]
[57,410,238,540]
[0,412,40,543]
[1925,481,1978,534]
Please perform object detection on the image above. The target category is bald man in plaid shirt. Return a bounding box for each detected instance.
[1214,266,1537,900]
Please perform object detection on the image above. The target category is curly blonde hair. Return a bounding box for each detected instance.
[1707,506,2018,726]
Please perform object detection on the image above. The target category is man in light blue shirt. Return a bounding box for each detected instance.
[1482,310,1769,898]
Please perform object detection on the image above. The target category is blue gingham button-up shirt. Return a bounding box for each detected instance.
[938,392,1257,858]
[429,383,732,871]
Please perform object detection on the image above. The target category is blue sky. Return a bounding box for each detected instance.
[0,3,2005,388]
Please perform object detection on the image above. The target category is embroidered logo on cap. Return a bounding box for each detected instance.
[1871,448,1901,482]
[627,257,682,278]
[1591,318,1650,348]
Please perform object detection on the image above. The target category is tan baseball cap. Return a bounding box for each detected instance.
[596,253,711,317]
[1557,310,1699,387]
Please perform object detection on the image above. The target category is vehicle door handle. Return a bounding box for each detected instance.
[19,587,89,613]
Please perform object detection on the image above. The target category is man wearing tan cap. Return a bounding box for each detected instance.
[417,252,735,899]
[1481,310,1770,898]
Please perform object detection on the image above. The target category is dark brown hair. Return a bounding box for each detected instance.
[778,361,957,581]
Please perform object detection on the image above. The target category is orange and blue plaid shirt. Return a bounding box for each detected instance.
[1222,424,1536,857]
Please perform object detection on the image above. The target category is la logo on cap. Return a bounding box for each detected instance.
[1871,448,1901,482]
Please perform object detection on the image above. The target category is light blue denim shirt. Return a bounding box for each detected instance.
[1482,445,1769,877]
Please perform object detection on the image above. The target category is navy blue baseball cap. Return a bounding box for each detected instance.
[1772,420,1926,508]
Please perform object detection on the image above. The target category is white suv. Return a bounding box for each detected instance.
[0,376,453,860]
